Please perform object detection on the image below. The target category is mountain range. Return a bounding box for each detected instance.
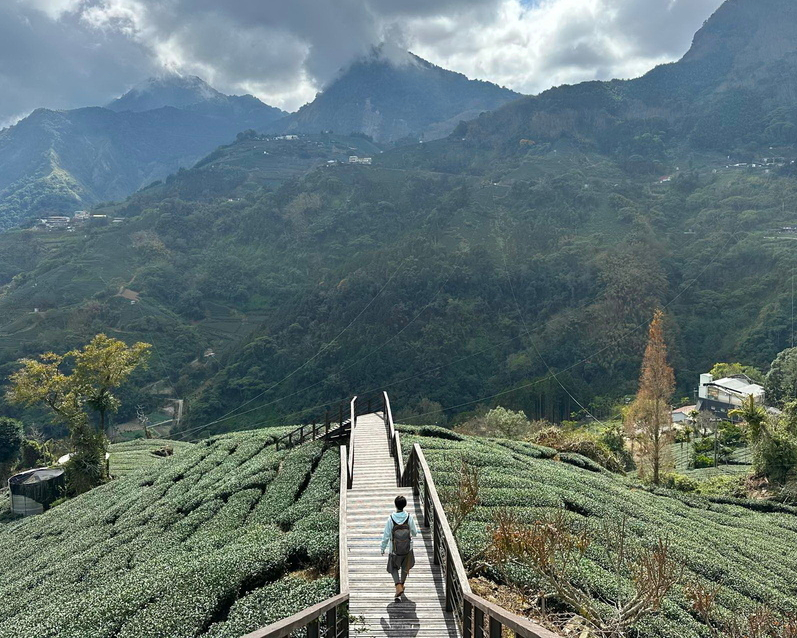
[0,57,520,230]
[1,0,796,436]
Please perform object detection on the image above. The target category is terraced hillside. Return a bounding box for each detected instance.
[108,438,195,478]
[399,425,797,637]
[0,431,340,638]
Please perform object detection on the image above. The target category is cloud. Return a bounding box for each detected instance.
[1,0,724,126]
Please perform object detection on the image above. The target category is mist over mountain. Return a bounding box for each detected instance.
[107,75,227,112]
[268,51,521,143]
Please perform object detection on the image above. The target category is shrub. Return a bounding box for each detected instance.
[694,454,715,469]
[756,430,797,485]
[459,406,531,439]
[530,426,624,472]
[662,473,699,493]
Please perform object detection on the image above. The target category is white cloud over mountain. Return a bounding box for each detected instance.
[1,0,723,126]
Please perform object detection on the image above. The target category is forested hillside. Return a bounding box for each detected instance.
[1,0,797,439]
[0,77,286,230]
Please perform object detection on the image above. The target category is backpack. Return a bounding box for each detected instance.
[391,514,412,556]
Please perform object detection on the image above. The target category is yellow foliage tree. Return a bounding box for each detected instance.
[7,334,150,493]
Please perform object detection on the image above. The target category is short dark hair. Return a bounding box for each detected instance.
[394,495,407,511]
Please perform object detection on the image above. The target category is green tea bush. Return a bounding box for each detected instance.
[0,431,340,638]
[662,472,699,493]
[399,428,797,638]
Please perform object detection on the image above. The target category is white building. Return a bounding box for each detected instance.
[348,156,372,165]
[696,373,765,420]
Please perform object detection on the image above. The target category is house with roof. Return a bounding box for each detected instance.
[671,404,696,425]
[696,373,765,421]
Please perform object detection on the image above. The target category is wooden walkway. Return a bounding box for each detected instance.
[347,413,461,638]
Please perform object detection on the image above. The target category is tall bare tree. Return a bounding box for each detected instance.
[626,310,675,485]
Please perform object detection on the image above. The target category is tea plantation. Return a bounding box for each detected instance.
[108,438,196,477]
[399,425,797,637]
[0,431,340,638]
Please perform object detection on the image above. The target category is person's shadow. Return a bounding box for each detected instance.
[380,597,419,637]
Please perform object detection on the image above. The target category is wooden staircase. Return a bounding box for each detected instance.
[242,392,558,638]
[347,413,460,637]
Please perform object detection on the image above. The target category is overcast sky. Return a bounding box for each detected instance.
[1,0,724,128]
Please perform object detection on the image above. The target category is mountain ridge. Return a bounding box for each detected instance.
[268,51,521,143]
[0,78,287,229]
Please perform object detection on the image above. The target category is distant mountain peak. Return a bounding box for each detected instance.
[107,74,226,113]
[270,50,520,142]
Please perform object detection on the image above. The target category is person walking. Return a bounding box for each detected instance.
[380,495,418,600]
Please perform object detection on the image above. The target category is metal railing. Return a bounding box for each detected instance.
[240,445,352,638]
[387,399,559,638]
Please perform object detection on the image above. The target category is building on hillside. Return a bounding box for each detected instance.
[73,211,90,222]
[696,373,765,421]
[274,134,299,140]
[39,215,71,229]
[348,156,372,165]
[671,404,696,425]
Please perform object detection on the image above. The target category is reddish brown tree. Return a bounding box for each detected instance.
[626,309,675,485]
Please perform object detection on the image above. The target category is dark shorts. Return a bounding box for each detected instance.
[387,550,415,573]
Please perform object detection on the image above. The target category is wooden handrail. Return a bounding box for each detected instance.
[383,391,404,484]
[240,593,348,638]
[347,396,356,489]
[274,401,351,451]
[400,439,559,638]
[339,445,350,593]
[464,594,560,638]
[239,444,351,638]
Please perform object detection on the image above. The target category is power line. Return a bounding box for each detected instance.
[402,229,739,424]
[173,253,465,439]
[498,228,605,425]
[179,225,739,438]
[171,256,410,438]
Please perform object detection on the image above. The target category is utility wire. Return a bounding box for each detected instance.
[403,229,739,424]
[499,229,605,425]
[172,256,409,438]
[173,253,463,439]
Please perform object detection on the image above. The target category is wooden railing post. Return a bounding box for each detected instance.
[423,483,430,528]
[489,617,502,638]
[463,599,473,638]
[326,607,336,637]
[474,607,485,638]
[446,548,455,612]
[307,619,319,638]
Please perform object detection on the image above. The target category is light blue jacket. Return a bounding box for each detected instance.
[380,511,419,554]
